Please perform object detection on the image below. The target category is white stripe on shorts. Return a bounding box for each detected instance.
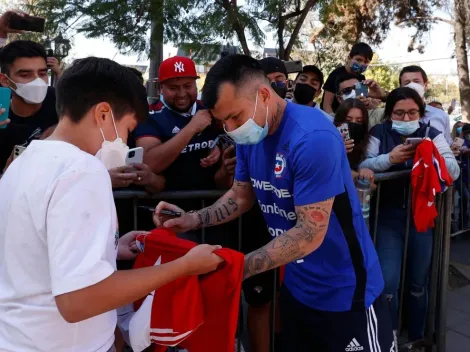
[366,305,381,352]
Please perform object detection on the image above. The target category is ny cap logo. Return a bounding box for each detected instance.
[174,61,185,73]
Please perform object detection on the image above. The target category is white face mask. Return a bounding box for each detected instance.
[342,89,356,101]
[405,82,425,98]
[8,76,48,104]
[95,111,129,170]
[225,91,269,145]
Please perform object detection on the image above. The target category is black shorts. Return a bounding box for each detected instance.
[280,286,395,352]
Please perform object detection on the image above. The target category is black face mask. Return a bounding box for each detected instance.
[348,122,366,143]
[293,83,317,105]
[271,81,288,99]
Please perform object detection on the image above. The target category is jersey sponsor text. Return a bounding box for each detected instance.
[251,178,292,199]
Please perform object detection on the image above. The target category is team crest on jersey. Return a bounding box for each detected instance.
[274,153,286,178]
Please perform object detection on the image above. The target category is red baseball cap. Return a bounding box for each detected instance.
[158,56,200,83]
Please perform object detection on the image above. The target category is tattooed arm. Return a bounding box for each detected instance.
[243,197,334,280]
[153,179,256,233]
[195,179,256,227]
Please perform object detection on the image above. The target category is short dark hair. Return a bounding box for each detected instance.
[349,42,374,61]
[56,57,148,124]
[399,65,428,85]
[335,71,360,93]
[334,98,370,169]
[384,87,426,120]
[0,40,47,75]
[202,54,267,109]
[126,67,144,85]
[296,65,324,87]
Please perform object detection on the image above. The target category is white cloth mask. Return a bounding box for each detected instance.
[95,111,129,170]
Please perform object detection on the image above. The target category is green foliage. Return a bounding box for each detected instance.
[365,58,400,92]
[426,77,460,104]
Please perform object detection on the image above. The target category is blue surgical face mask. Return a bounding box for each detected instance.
[160,94,196,117]
[350,61,368,74]
[392,120,420,136]
[225,91,269,145]
[457,127,463,135]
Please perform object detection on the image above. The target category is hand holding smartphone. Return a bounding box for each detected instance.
[355,82,369,97]
[452,137,465,149]
[8,13,45,32]
[404,137,423,148]
[337,123,350,140]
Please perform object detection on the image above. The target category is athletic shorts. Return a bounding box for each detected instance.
[280,286,395,352]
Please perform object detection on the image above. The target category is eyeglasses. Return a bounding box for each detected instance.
[391,110,421,120]
[339,86,355,96]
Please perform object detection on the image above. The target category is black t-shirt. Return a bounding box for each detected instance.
[320,66,365,113]
[134,102,220,191]
[0,87,58,171]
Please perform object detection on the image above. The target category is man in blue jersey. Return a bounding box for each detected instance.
[154,55,394,352]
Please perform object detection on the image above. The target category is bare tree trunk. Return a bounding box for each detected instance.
[219,0,251,56]
[283,0,317,60]
[278,4,285,59]
[454,0,470,122]
[148,0,164,99]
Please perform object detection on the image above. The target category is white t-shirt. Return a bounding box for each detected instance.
[0,140,118,352]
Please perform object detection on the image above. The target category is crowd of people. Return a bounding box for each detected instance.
[0,9,466,352]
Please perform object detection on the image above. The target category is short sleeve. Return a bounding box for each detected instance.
[234,144,250,182]
[47,169,117,296]
[322,69,338,93]
[133,113,165,141]
[292,131,345,205]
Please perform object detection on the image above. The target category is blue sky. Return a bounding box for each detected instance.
[66,10,457,77]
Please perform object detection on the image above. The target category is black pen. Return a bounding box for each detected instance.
[138,206,182,217]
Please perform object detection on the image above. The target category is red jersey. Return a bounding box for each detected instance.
[129,229,244,352]
[411,138,453,232]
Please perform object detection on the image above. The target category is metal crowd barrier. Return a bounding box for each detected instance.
[114,170,453,352]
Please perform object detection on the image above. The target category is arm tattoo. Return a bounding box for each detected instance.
[244,197,334,279]
[196,180,249,228]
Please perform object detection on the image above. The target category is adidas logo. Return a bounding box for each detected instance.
[345,338,364,351]
[172,126,181,134]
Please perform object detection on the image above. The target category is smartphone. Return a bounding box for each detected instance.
[355,82,368,97]
[451,99,457,110]
[0,87,11,129]
[125,147,143,165]
[337,123,350,140]
[219,134,235,148]
[8,13,45,33]
[13,145,26,160]
[405,137,423,147]
[209,136,220,152]
[283,60,303,74]
[452,137,465,149]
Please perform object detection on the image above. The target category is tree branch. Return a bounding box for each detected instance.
[396,16,453,26]
[283,10,303,20]
[283,0,317,59]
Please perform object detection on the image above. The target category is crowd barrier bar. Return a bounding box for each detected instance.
[113,170,451,352]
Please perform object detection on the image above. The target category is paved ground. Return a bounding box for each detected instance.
[447,235,470,352]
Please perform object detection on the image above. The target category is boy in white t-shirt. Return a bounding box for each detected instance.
[0,57,223,352]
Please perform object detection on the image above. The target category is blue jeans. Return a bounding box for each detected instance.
[375,207,433,340]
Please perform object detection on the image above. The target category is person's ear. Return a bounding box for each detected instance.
[93,102,113,128]
[259,84,272,103]
[0,73,12,88]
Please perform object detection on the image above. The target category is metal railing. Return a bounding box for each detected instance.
[114,170,453,352]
